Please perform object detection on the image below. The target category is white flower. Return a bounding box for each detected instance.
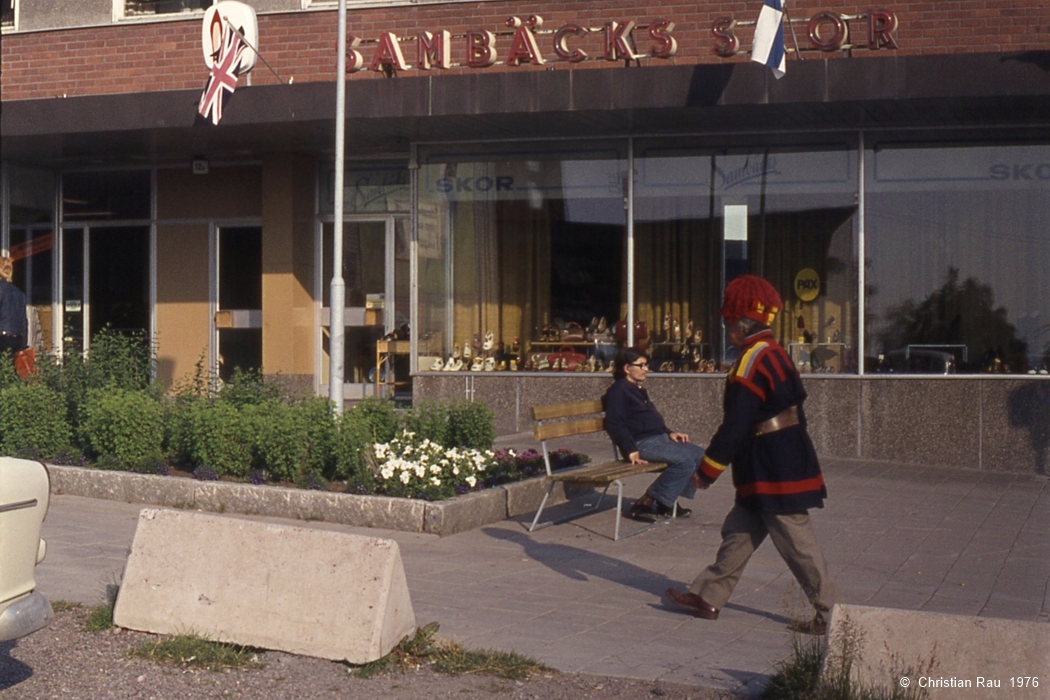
[430,464,442,475]
[466,476,477,488]
[381,465,395,480]
[399,471,411,484]
[430,476,441,486]
[414,465,425,478]
[452,466,460,476]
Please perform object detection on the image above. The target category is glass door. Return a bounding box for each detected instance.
[215,225,262,381]
[60,225,150,354]
[321,216,408,400]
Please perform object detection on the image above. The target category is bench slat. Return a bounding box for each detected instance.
[534,416,606,442]
[531,399,604,422]
[548,460,668,484]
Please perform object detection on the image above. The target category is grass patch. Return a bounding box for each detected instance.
[348,622,550,681]
[763,617,931,700]
[129,635,263,671]
[51,600,83,613]
[84,602,114,632]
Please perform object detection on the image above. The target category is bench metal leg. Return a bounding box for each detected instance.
[528,478,675,540]
[529,481,614,533]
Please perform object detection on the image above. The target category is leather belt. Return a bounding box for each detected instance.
[751,406,800,437]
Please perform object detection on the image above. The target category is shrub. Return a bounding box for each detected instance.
[218,367,280,408]
[446,400,496,450]
[37,327,157,438]
[80,389,164,471]
[351,396,400,444]
[333,407,376,485]
[402,400,450,447]
[168,400,252,478]
[243,400,310,483]
[298,397,337,477]
[0,382,72,458]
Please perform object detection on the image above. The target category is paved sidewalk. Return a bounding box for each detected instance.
[34,440,1050,696]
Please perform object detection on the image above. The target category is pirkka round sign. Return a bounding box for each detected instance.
[794,268,820,302]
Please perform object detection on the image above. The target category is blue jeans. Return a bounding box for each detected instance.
[636,433,704,508]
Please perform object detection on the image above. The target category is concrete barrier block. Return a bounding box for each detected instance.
[424,487,507,536]
[825,604,1049,699]
[113,508,416,664]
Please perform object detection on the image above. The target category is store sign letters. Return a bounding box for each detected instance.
[347,15,677,73]
[347,10,899,75]
[714,10,898,56]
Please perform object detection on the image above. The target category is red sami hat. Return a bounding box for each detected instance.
[720,275,783,326]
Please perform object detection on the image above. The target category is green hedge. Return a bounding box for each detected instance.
[80,388,164,471]
[0,381,72,458]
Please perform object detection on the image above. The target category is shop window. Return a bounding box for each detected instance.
[418,142,628,373]
[865,140,1050,374]
[123,0,212,17]
[1,0,14,28]
[63,170,150,221]
[634,139,859,373]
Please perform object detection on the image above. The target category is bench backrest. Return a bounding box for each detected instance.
[531,399,605,441]
[531,399,619,476]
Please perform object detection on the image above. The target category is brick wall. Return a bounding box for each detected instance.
[2,1,1049,101]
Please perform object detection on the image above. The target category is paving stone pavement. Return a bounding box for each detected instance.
[33,433,1050,696]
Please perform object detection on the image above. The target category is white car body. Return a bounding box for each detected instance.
[0,457,53,641]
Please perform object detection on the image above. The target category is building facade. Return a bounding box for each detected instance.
[3,0,1050,473]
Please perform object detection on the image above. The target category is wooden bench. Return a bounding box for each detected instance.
[528,399,672,540]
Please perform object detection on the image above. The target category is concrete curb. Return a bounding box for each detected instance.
[46,464,572,537]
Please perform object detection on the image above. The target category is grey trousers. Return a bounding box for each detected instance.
[689,503,838,616]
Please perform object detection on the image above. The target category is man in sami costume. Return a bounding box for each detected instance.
[666,274,838,635]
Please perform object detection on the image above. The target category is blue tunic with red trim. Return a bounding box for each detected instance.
[697,329,827,512]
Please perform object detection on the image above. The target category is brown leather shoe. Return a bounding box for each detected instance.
[665,588,719,620]
[790,616,828,636]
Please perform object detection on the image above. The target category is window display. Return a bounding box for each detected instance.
[865,140,1050,374]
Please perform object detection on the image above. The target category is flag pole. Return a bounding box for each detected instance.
[330,0,347,414]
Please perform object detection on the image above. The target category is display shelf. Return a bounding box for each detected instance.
[375,339,412,399]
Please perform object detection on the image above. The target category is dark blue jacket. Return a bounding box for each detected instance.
[601,377,670,457]
[0,280,27,338]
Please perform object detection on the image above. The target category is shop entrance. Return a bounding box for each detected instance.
[214,225,262,381]
[59,225,150,353]
[321,216,409,400]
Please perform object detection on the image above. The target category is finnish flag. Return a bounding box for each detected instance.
[752,0,787,79]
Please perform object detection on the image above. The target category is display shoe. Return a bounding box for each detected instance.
[511,336,521,354]
[509,359,518,371]
[484,356,496,371]
[430,357,445,371]
[673,318,682,342]
[452,343,461,360]
[685,320,693,343]
[596,316,607,334]
[585,356,597,372]
[442,356,457,371]
[694,327,703,343]
[463,342,472,360]
[537,356,550,371]
[482,331,494,351]
[665,589,719,620]
[473,333,482,352]
[663,314,671,339]
[453,358,465,371]
[497,360,507,371]
[470,356,483,372]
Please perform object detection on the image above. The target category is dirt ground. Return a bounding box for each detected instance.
[0,608,735,699]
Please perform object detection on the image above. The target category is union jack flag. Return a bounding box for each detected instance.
[197,22,247,126]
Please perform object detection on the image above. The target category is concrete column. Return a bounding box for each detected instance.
[261,154,316,393]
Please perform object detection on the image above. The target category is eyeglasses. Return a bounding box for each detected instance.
[629,362,649,369]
